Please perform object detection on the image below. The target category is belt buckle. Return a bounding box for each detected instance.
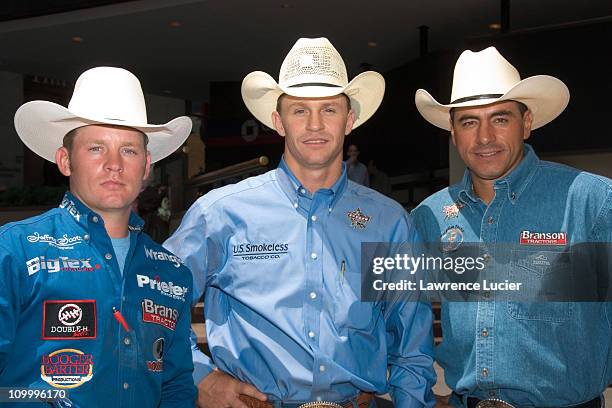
[297,402,344,408]
[475,399,516,408]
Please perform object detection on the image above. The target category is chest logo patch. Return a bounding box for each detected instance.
[440,225,464,252]
[347,208,371,229]
[442,202,464,220]
[519,230,567,246]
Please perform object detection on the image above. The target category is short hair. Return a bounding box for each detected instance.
[449,100,529,124]
[275,93,351,113]
[63,125,149,154]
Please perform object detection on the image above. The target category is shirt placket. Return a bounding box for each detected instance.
[475,188,504,393]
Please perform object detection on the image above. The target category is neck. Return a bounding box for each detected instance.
[101,212,130,238]
[284,155,342,193]
[471,177,496,205]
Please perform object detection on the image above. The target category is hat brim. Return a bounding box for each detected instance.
[241,71,385,130]
[415,75,570,131]
[14,100,192,163]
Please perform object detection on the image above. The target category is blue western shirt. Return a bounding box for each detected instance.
[0,192,196,407]
[411,145,612,407]
[164,160,436,407]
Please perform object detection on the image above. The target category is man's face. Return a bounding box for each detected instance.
[272,94,355,172]
[450,101,533,183]
[56,125,151,216]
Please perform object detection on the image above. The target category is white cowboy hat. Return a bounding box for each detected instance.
[415,46,569,131]
[241,37,385,130]
[14,66,192,163]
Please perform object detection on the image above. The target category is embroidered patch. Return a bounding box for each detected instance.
[147,337,165,372]
[347,208,371,229]
[440,225,464,252]
[519,230,567,246]
[42,300,97,340]
[442,201,464,220]
[41,349,94,389]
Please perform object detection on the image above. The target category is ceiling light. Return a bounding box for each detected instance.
[489,23,501,30]
[281,4,291,8]
[169,21,181,28]
[72,36,84,43]
[367,41,378,48]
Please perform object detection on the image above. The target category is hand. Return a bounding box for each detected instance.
[196,369,267,408]
[434,394,453,408]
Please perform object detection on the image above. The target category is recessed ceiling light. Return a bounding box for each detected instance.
[169,21,181,28]
[281,3,291,8]
[367,41,378,48]
[489,23,501,30]
[72,36,84,43]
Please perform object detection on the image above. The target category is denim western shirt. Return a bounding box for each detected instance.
[411,145,612,407]
[0,192,196,407]
[164,159,436,407]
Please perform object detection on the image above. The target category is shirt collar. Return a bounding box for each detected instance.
[58,191,144,232]
[458,144,540,204]
[276,156,348,211]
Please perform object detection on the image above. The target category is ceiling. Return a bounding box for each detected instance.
[1,0,611,102]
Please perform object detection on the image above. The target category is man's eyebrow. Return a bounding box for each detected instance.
[456,113,480,122]
[489,109,513,118]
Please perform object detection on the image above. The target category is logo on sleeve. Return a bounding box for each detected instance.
[42,300,96,340]
[144,246,183,268]
[519,230,567,246]
[59,197,81,222]
[141,299,178,331]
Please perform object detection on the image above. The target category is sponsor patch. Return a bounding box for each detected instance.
[232,242,289,261]
[59,197,81,222]
[27,232,84,250]
[136,274,189,302]
[442,202,464,220]
[26,256,100,276]
[141,299,178,331]
[144,246,183,268]
[440,225,464,252]
[43,300,96,340]
[147,338,164,372]
[347,208,371,229]
[519,230,567,246]
[41,349,94,389]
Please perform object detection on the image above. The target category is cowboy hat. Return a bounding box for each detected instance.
[241,37,385,130]
[14,66,192,163]
[415,46,569,130]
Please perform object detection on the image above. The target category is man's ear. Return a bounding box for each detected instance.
[449,119,458,147]
[344,110,356,136]
[55,147,72,176]
[272,111,286,137]
[522,110,534,141]
[142,151,152,181]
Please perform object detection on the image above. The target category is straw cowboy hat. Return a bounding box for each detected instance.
[241,37,385,130]
[415,46,569,131]
[14,66,192,163]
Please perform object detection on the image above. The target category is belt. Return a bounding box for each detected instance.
[239,392,374,408]
[466,396,601,408]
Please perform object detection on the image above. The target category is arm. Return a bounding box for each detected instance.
[159,281,198,407]
[386,214,436,407]
[0,242,20,376]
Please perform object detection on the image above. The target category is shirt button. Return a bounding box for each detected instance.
[308,331,315,338]
[310,253,317,260]
[309,292,317,300]
[319,365,326,372]
[124,337,130,345]
[482,291,491,299]
[482,368,489,377]
[92,216,99,223]
[105,253,113,260]
[311,215,317,222]
[300,188,306,194]
[483,253,491,263]
[122,296,126,301]
[83,234,90,241]
[487,216,494,224]
[511,192,516,200]
[293,202,298,208]
[123,382,129,390]
[481,328,489,337]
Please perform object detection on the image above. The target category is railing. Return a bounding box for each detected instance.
[187,156,270,188]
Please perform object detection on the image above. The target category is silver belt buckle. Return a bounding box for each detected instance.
[475,398,516,408]
[298,402,344,408]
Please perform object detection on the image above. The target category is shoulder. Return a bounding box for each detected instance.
[345,180,406,215]
[191,170,277,212]
[537,160,612,196]
[0,208,62,240]
[413,186,454,214]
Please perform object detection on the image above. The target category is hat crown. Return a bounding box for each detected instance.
[450,47,521,103]
[278,37,348,88]
[68,66,148,124]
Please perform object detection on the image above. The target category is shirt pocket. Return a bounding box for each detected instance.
[507,249,574,323]
[333,260,378,331]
